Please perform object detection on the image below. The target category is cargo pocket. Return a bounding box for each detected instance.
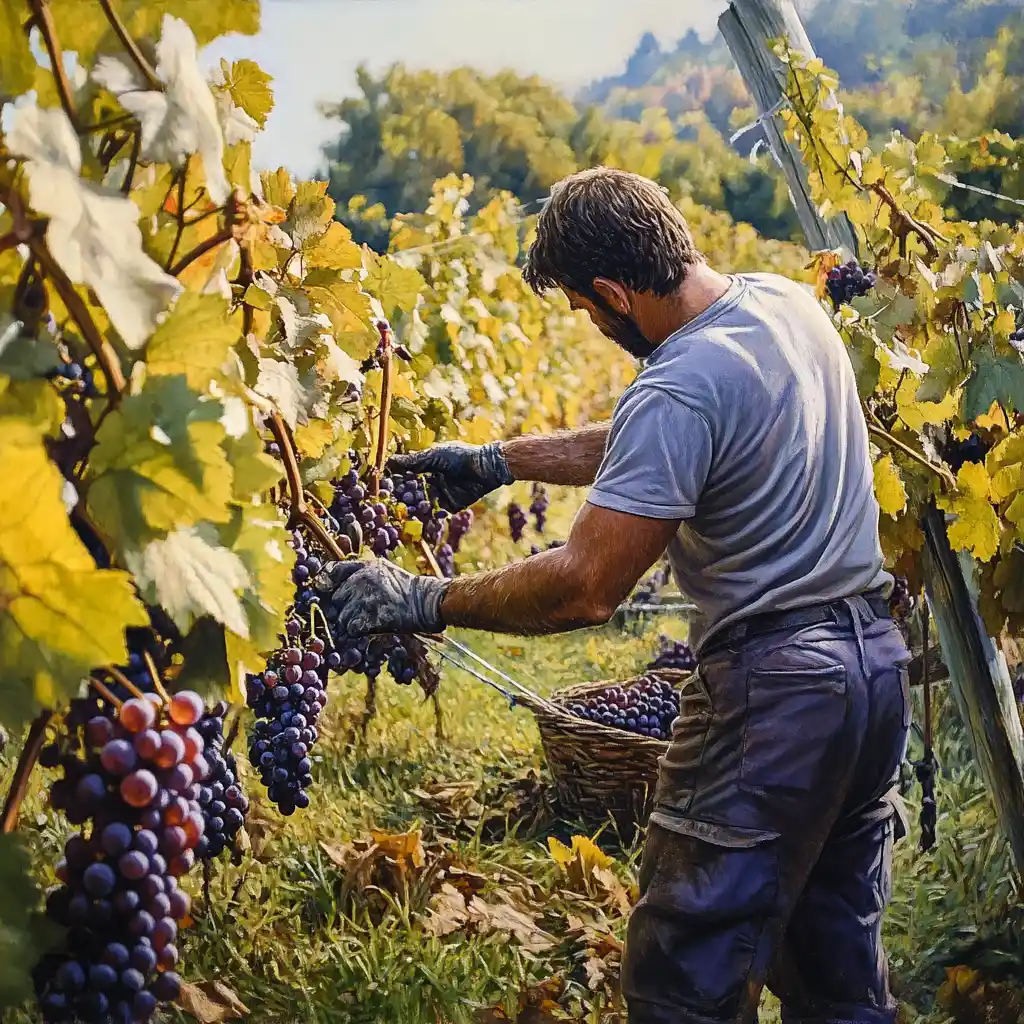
[740,663,848,794]
[626,814,781,1018]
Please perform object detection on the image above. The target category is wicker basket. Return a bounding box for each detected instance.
[517,669,694,835]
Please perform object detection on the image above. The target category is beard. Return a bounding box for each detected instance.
[585,290,658,360]
[599,309,658,360]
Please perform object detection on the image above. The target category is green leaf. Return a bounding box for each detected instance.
[0,3,37,98]
[0,330,62,381]
[962,349,1024,422]
[223,425,283,501]
[0,834,50,1007]
[87,376,233,551]
[362,252,425,319]
[218,57,274,126]
[0,410,147,726]
[125,524,250,638]
[144,291,239,391]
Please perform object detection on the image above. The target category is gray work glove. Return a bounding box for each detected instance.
[386,441,514,513]
[315,559,452,637]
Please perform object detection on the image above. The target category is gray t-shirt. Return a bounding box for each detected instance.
[587,272,891,649]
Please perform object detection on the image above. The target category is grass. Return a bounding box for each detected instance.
[1,606,1020,1023]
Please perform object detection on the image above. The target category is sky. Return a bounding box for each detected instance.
[201,0,730,178]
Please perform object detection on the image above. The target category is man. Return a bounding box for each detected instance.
[318,167,911,1024]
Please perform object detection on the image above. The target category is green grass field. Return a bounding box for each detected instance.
[1,610,1019,1023]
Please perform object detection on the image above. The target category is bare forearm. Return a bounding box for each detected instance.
[440,549,610,635]
[500,423,610,487]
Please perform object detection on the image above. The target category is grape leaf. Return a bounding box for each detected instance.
[254,358,304,429]
[303,269,374,336]
[0,414,147,725]
[49,0,259,71]
[222,426,283,501]
[938,462,1001,562]
[260,167,295,210]
[362,251,425,318]
[7,104,182,350]
[87,375,233,550]
[962,349,1024,422]
[0,3,37,97]
[217,58,274,128]
[873,455,907,517]
[144,291,240,390]
[303,222,363,271]
[0,834,50,1007]
[125,524,249,637]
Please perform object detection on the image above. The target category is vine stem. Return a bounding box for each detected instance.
[0,711,53,835]
[863,404,957,490]
[98,0,161,89]
[368,323,394,498]
[27,235,126,401]
[267,412,347,560]
[168,227,234,278]
[142,651,172,703]
[89,676,123,709]
[27,0,80,132]
[103,665,149,702]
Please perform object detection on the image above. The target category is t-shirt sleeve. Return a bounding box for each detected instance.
[587,386,713,520]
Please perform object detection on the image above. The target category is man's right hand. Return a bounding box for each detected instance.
[386,440,515,512]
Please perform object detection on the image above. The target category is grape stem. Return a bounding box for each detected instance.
[88,676,124,709]
[26,0,80,132]
[267,412,347,560]
[0,711,53,835]
[418,539,444,579]
[142,650,173,703]
[307,602,335,649]
[368,323,394,498]
[360,675,377,737]
[168,226,234,278]
[103,664,151,702]
[862,402,957,490]
[98,0,161,90]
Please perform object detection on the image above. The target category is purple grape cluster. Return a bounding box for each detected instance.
[508,502,527,543]
[567,675,679,740]
[436,543,455,578]
[34,692,210,1022]
[46,360,100,399]
[245,621,332,815]
[529,485,549,534]
[290,528,325,617]
[939,432,991,473]
[529,539,566,556]
[826,260,877,308]
[194,706,248,860]
[1010,326,1024,354]
[446,509,474,552]
[390,468,450,547]
[888,576,917,622]
[332,463,400,557]
[647,636,697,672]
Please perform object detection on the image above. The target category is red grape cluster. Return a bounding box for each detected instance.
[34,691,210,1022]
[529,485,549,534]
[507,502,527,543]
[826,260,877,308]
[290,528,326,617]
[390,467,450,546]
[333,463,400,557]
[567,675,679,740]
[647,636,697,672]
[436,543,455,578]
[193,706,248,860]
[245,620,331,815]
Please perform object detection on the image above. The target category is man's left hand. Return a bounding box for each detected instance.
[316,559,451,637]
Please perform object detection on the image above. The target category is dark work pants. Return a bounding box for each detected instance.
[622,597,911,1024]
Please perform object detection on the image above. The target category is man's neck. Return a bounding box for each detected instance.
[643,264,735,345]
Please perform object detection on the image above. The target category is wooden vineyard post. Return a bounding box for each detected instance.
[718,0,858,258]
[719,0,1024,872]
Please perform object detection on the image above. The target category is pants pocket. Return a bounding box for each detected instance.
[740,663,848,794]
[625,817,780,1020]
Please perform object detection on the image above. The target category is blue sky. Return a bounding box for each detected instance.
[202,0,729,178]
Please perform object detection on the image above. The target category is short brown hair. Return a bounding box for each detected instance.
[522,167,705,299]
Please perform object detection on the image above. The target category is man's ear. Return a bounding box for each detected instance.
[592,278,632,314]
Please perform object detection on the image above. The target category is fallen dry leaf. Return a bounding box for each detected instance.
[421,883,470,937]
[467,896,555,952]
[178,980,250,1023]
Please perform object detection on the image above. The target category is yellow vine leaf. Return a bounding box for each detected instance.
[294,421,335,460]
[938,462,1001,561]
[873,455,908,517]
[217,58,274,127]
[302,221,362,270]
[144,291,240,391]
[0,418,147,725]
[87,376,234,552]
